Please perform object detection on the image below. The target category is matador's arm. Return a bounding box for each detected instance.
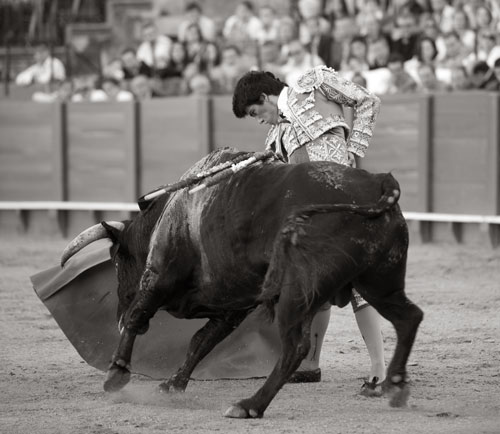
[294,66,381,158]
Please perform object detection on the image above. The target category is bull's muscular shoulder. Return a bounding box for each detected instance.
[294,65,332,94]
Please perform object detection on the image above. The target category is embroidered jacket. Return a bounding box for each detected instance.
[265,65,380,159]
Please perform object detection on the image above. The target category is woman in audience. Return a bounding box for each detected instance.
[341,35,369,73]
[405,35,439,84]
[474,4,497,34]
[183,23,220,76]
[450,7,476,54]
[222,1,261,48]
[276,15,299,63]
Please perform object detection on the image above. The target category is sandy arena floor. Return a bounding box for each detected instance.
[1,235,499,434]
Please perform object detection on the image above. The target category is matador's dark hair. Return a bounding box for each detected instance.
[232,71,286,118]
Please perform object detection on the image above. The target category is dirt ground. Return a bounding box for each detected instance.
[1,235,499,434]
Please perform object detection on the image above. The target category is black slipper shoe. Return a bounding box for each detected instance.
[359,376,384,397]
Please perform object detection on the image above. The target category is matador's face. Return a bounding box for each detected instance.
[246,94,280,126]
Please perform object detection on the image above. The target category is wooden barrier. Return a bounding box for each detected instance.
[211,95,268,152]
[431,92,500,215]
[0,101,64,201]
[1,93,500,245]
[66,101,138,202]
[359,94,425,213]
[139,96,210,193]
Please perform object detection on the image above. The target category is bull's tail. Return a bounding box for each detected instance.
[258,173,401,320]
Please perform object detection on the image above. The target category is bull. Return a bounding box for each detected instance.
[61,148,423,418]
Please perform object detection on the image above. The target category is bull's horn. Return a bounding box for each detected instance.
[61,221,124,267]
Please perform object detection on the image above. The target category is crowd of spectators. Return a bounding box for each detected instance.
[14,0,500,102]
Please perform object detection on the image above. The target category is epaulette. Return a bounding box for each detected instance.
[294,65,334,93]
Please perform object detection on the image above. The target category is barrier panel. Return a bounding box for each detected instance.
[66,101,137,202]
[359,94,425,213]
[0,101,64,201]
[139,96,209,193]
[431,92,500,215]
[211,95,268,152]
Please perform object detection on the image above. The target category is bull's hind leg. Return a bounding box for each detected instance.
[358,289,423,407]
[225,277,315,418]
[159,311,248,393]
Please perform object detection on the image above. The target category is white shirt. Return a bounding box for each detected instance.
[222,15,262,41]
[15,57,66,86]
[136,35,172,68]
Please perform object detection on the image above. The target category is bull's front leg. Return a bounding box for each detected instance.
[159,311,248,393]
[104,267,162,392]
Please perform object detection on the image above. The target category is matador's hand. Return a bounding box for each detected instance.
[348,152,357,168]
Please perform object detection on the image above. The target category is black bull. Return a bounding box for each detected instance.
[61,148,423,418]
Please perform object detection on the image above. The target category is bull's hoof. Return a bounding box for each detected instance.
[103,363,131,393]
[157,381,185,394]
[224,404,261,419]
[386,379,410,408]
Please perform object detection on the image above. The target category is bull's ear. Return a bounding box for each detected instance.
[101,221,127,244]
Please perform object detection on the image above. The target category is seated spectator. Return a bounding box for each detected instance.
[469,60,498,90]
[254,5,281,45]
[448,65,473,91]
[405,36,439,85]
[297,0,331,46]
[416,63,448,92]
[136,21,172,77]
[474,5,496,34]
[332,15,360,68]
[417,13,446,60]
[253,41,284,78]
[302,16,341,69]
[101,77,134,101]
[71,75,107,102]
[360,14,388,45]
[297,0,323,21]
[357,0,384,35]
[491,57,500,90]
[32,79,73,103]
[464,29,500,72]
[386,52,418,94]
[162,41,188,79]
[390,11,420,61]
[429,0,455,34]
[121,48,152,80]
[450,8,476,54]
[324,0,354,21]
[102,58,125,81]
[15,43,66,86]
[367,35,392,70]
[341,35,369,73]
[187,72,212,95]
[276,15,299,63]
[351,71,368,87]
[130,75,162,100]
[210,45,250,94]
[177,2,217,43]
[435,31,470,85]
[280,39,324,86]
[183,23,220,74]
[438,31,469,69]
[222,1,261,48]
